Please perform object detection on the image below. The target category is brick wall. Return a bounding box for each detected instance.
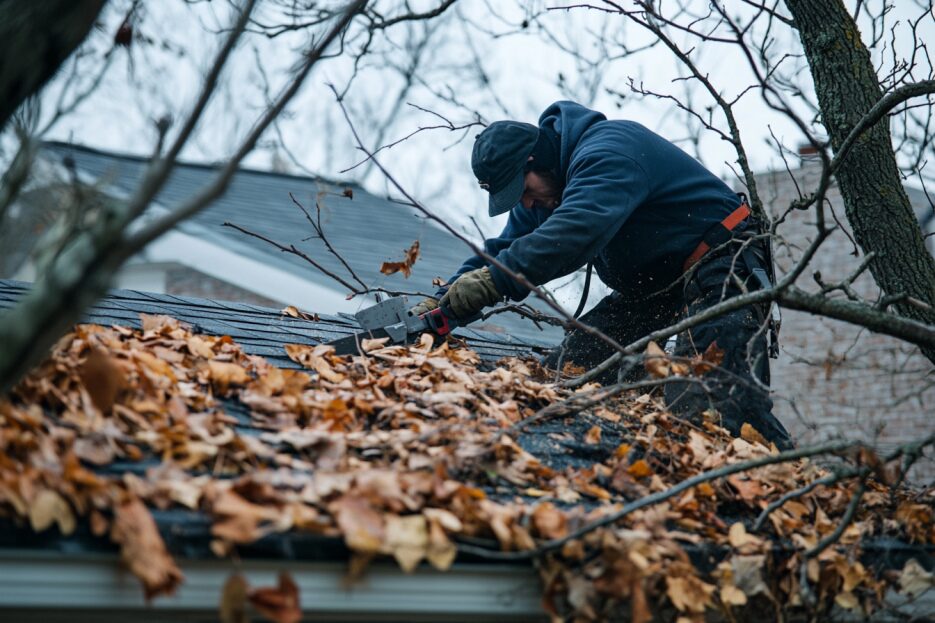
[753,162,934,481]
[164,264,283,309]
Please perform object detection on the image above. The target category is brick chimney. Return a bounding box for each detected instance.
[798,142,821,164]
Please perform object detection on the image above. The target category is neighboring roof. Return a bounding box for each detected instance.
[36,142,564,345]
[1,280,932,621]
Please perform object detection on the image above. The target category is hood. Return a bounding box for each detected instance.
[537,101,607,180]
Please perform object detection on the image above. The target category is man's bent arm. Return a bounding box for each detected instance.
[488,149,649,300]
[435,204,544,297]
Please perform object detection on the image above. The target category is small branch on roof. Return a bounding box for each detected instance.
[481,303,565,328]
[752,470,850,532]
[223,221,362,293]
[506,376,706,436]
[290,192,369,291]
[222,220,434,302]
[805,479,867,560]
[753,433,935,533]
[798,476,869,608]
[455,438,859,562]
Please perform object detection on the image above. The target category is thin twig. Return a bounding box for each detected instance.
[806,480,867,559]
[291,192,369,291]
[752,470,851,532]
[222,221,362,292]
[456,439,857,561]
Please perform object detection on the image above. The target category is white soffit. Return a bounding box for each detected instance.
[36,155,357,315]
[141,227,354,313]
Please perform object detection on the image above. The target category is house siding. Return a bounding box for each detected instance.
[752,162,934,481]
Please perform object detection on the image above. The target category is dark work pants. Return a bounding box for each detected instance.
[545,252,793,449]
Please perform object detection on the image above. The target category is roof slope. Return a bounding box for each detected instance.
[0,280,551,363]
[38,142,564,345]
[42,142,456,289]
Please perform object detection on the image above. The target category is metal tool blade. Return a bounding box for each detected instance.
[327,327,393,356]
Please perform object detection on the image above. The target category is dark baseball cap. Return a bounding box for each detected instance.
[471,121,539,217]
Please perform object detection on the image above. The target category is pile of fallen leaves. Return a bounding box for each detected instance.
[0,314,932,622]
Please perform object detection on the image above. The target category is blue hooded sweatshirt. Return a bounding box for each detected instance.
[446,101,744,302]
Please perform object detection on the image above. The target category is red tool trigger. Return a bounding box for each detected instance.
[422,307,451,336]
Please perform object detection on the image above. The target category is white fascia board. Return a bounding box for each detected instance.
[0,551,544,621]
[141,227,352,313]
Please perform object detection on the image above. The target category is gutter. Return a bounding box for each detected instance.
[0,549,545,622]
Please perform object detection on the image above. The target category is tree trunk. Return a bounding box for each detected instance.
[0,0,106,131]
[783,0,935,365]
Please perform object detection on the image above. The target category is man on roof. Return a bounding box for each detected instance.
[411,101,792,449]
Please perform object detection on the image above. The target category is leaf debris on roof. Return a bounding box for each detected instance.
[0,313,932,620]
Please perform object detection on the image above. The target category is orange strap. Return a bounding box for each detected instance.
[682,203,751,273]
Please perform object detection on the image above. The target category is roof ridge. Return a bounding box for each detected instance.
[40,140,364,192]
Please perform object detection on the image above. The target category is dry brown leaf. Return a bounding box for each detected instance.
[898,558,934,597]
[330,495,384,554]
[426,517,457,571]
[187,335,216,359]
[140,314,182,334]
[423,508,463,532]
[248,572,302,623]
[584,425,602,445]
[666,573,715,614]
[380,240,420,278]
[361,337,391,352]
[627,459,653,479]
[281,305,319,321]
[111,496,184,600]
[834,591,860,610]
[532,502,568,539]
[29,489,76,535]
[73,435,116,466]
[644,341,670,378]
[79,349,125,414]
[720,582,747,607]
[740,423,769,447]
[727,474,766,502]
[208,361,251,393]
[220,573,249,623]
[728,522,764,553]
[691,341,725,375]
[894,502,934,543]
[566,573,598,619]
[90,509,110,537]
[284,344,345,383]
[211,490,283,543]
[383,514,428,573]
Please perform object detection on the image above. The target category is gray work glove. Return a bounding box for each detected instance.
[409,296,439,316]
[439,267,501,319]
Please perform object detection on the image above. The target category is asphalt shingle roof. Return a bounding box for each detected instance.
[39,142,564,346]
[0,280,551,365]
